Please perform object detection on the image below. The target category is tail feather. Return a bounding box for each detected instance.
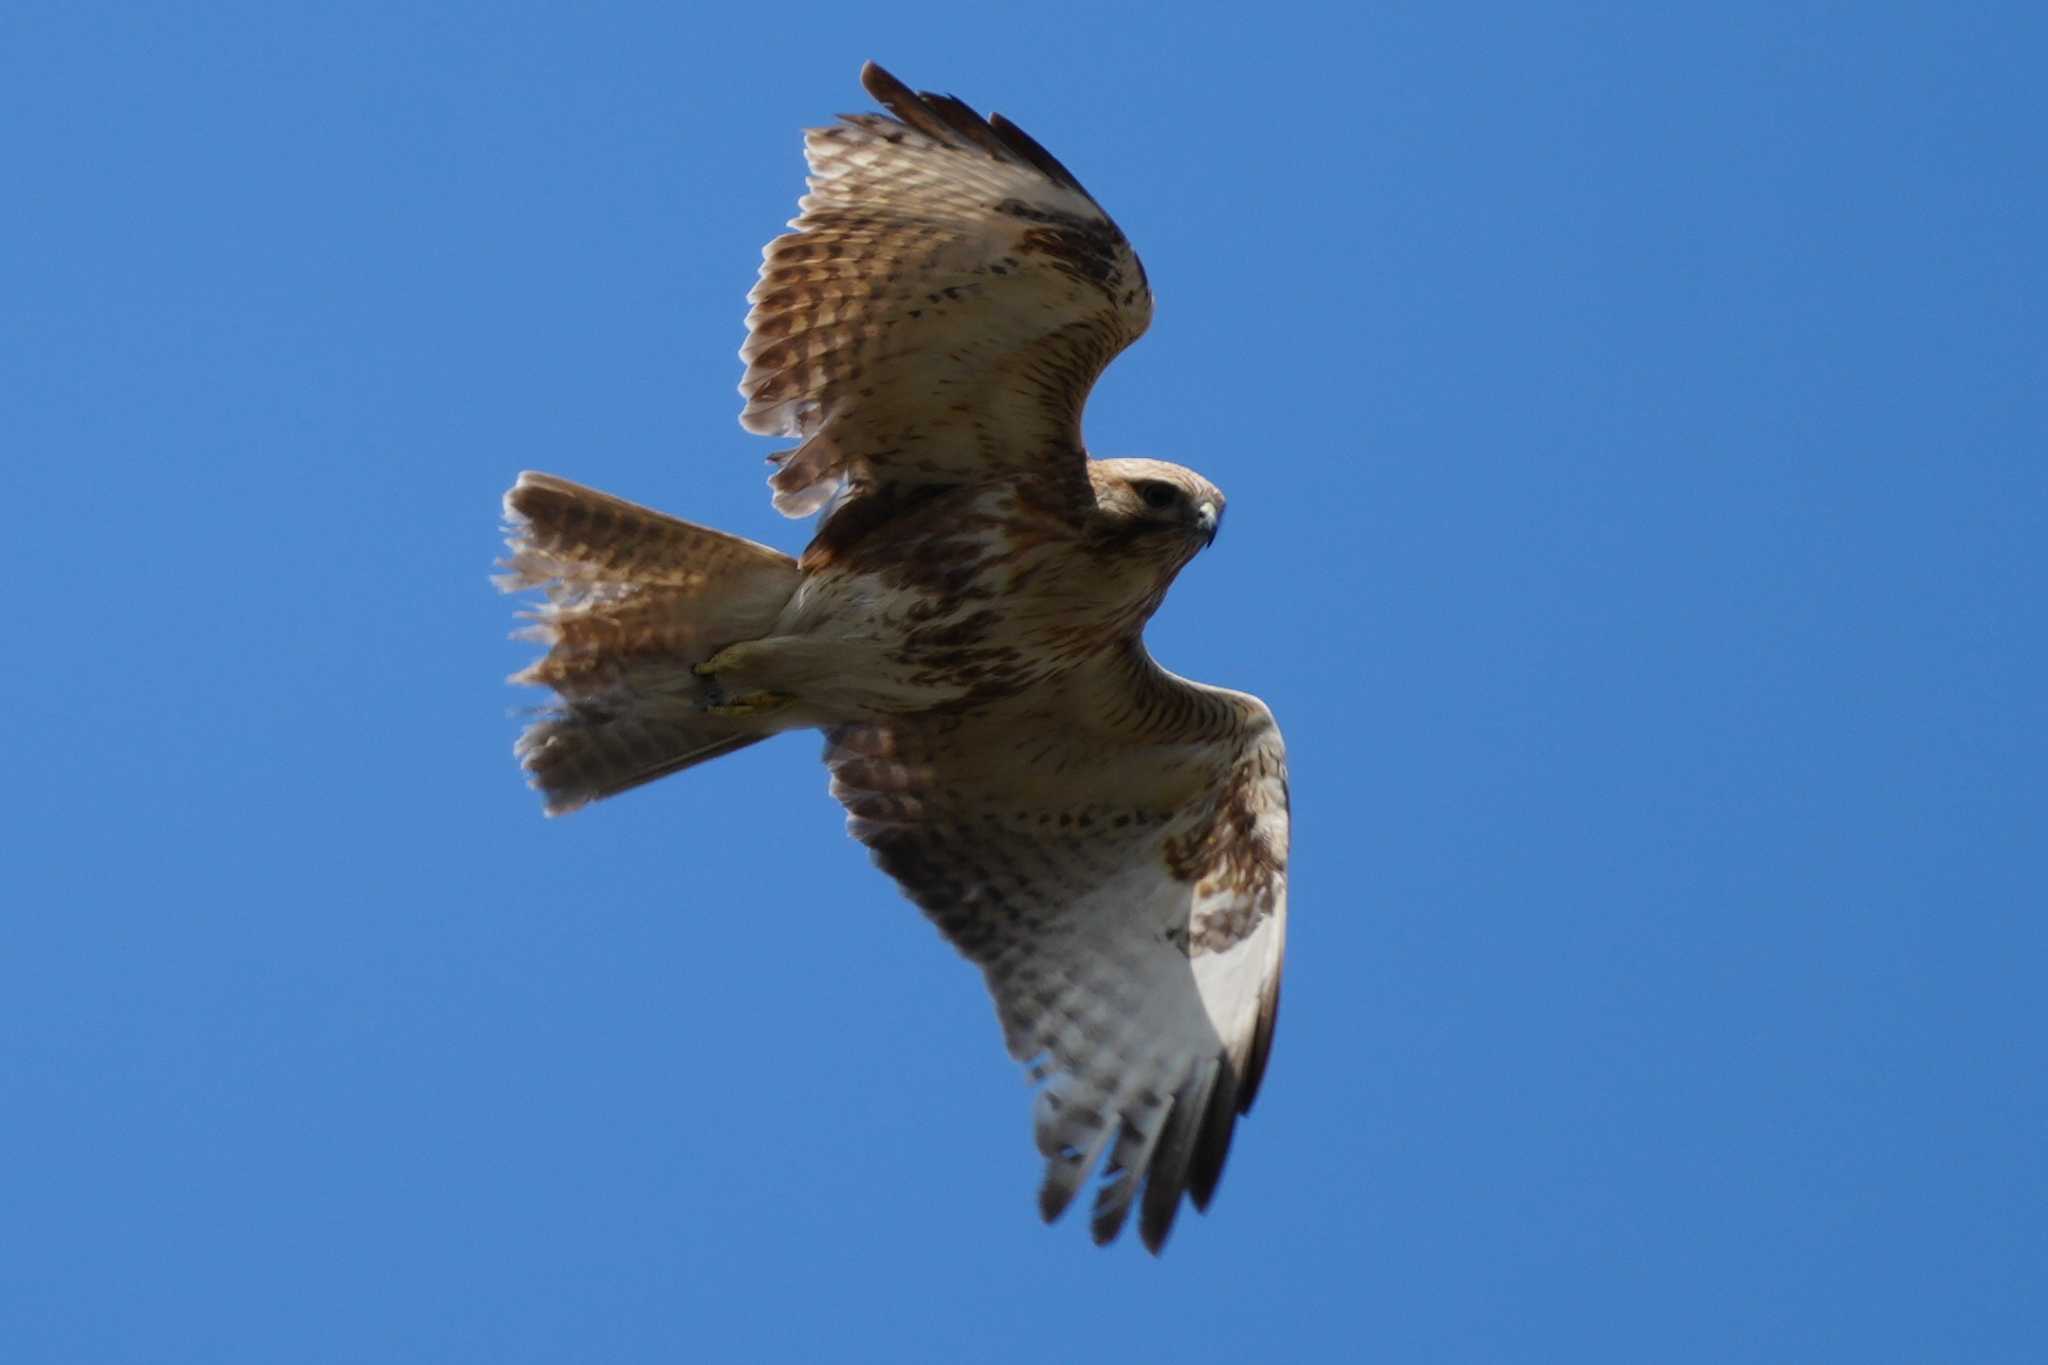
[499,471,802,813]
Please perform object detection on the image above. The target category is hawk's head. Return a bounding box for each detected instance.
[1088,458,1226,558]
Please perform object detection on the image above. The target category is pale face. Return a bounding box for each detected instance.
[1088,457,1227,552]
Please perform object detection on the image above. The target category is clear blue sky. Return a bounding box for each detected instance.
[5,3,2042,1361]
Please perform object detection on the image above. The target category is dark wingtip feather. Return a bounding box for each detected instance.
[1036,1141,1093,1226]
[1185,1061,1244,1212]
[858,59,900,105]
[1089,1190,1131,1247]
[1137,1065,1219,1253]
[858,61,947,143]
[1239,966,1284,1113]
[986,112,1090,197]
[856,61,1093,200]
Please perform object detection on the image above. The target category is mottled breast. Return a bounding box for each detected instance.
[788,478,1137,708]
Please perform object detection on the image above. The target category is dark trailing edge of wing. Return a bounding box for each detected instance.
[1134,962,1281,1251]
[1242,963,1282,1114]
[859,60,1096,203]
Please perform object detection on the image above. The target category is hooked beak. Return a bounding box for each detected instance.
[1194,500,1221,547]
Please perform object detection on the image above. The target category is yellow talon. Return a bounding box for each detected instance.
[706,690,792,719]
[695,643,755,678]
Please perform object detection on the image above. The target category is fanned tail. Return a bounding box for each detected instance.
[498,472,802,813]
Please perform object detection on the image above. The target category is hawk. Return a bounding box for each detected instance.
[498,63,1289,1252]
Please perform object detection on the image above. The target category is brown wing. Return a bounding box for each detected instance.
[824,649,1288,1252]
[741,62,1153,517]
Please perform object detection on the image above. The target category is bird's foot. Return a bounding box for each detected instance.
[704,690,793,719]
[695,643,792,716]
[693,643,757,678]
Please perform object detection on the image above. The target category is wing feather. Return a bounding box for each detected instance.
[742,62,1153,517]
[824,652,1288,1252]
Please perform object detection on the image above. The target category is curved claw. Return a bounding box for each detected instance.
[695,643,758,678]
[705,690,793,719]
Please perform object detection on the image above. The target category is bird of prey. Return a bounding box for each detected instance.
[498,62,1288,1252]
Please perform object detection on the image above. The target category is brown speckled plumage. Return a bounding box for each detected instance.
[497,64,1289,1254]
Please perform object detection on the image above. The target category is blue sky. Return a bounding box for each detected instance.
[5,2,2043,1361]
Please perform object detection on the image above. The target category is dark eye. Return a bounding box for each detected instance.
[1137,481,1180,512]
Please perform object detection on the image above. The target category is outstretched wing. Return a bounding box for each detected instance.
[742,62,1153,517]
[824,650,1288,1252]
